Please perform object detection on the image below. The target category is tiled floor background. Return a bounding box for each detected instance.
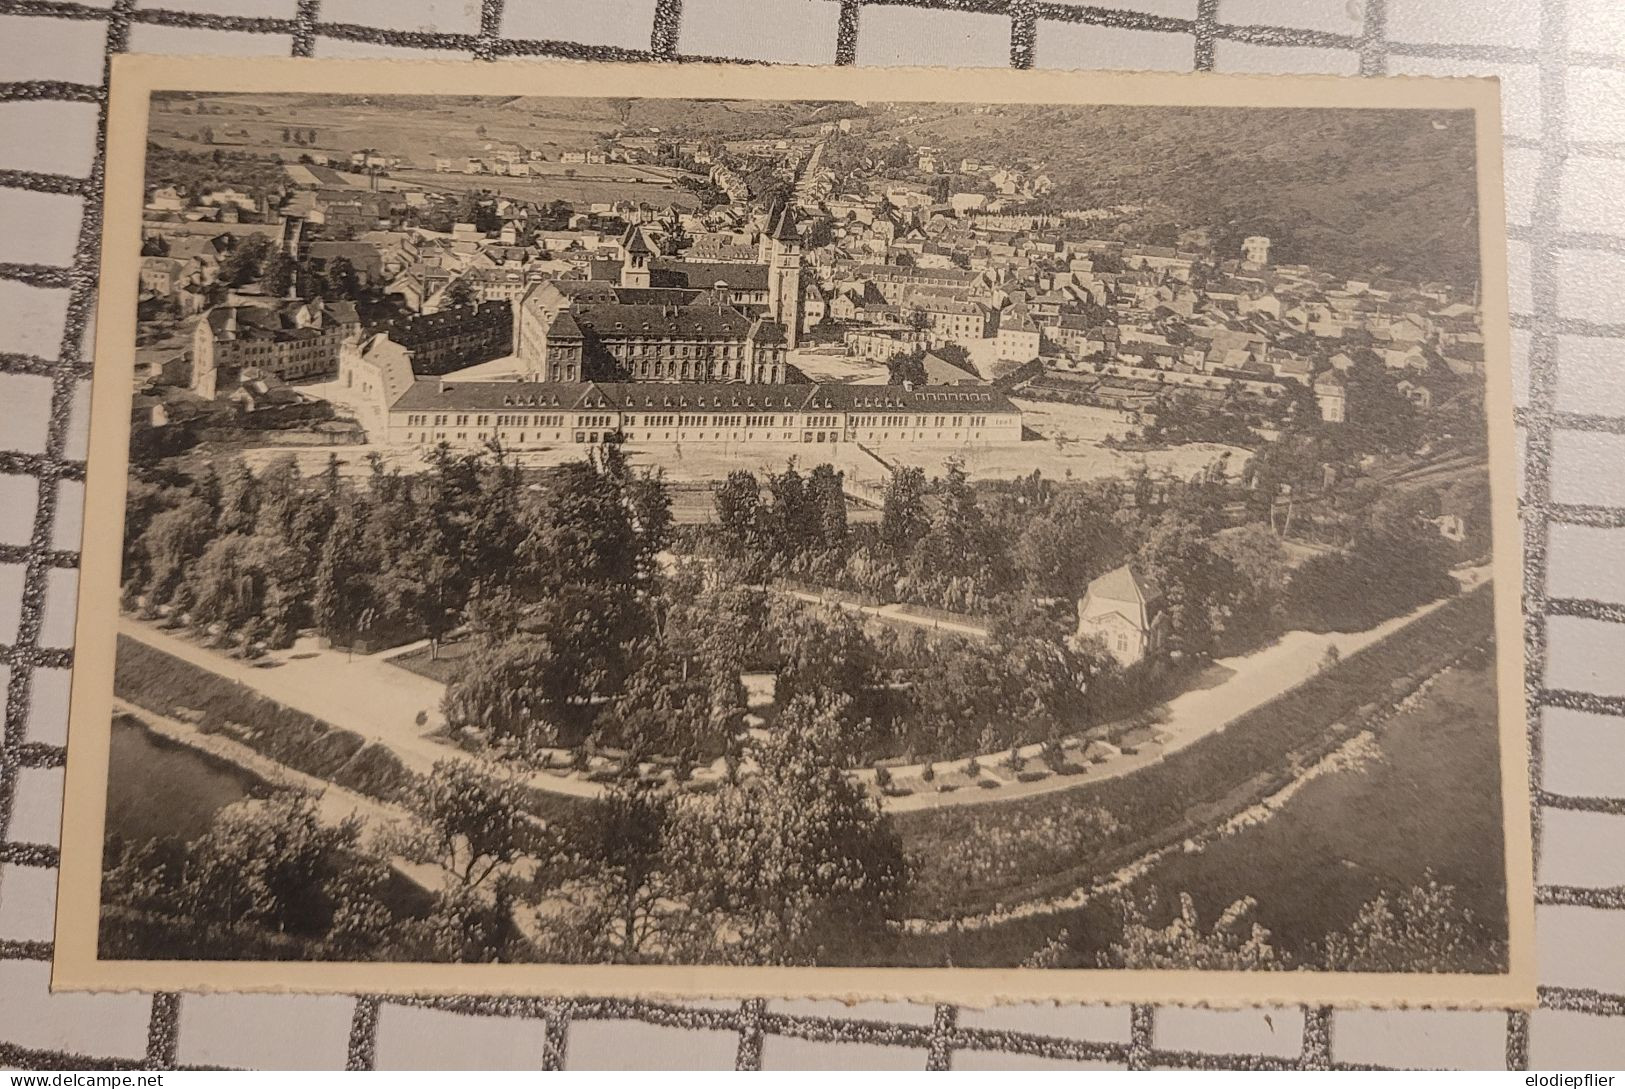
[2,0,1623,1071]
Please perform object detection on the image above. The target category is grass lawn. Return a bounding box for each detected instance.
[898,653,1507,971]
[387,639,475,686]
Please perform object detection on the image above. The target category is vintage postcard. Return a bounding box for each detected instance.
[54,55,1532,1007]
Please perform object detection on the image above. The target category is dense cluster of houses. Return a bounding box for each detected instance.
[135,110,1481,458]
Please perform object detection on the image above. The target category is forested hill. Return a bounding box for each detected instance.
[894,103,1484,287]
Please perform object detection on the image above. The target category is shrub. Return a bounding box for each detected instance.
[874,764,893,788]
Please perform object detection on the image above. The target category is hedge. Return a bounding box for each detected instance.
[114,635,414,804]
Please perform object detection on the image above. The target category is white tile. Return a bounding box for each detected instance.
[1569,0,1625,56]
[501,0,659,51]
[1220,0,1361,34]
[1570,67,1625,144]
[1036,20,1194,71]
[0,474,39,548]
[7,766,63,847]
[1047,0,1197,18]
[770,999,937,1025]
[1547,523,1625,602]
[50,478,84,554]
[1506,237,1532,318]
[0,101,102,178]
[1388,0,1538,46]
[24,666,72,748]
[958,1002,1132,1042]
[126,22,296,56]
[374,1004,552,1070]
[566,1019,738,1070]
[1389,57,1539,141]
[312,37,471,59]
[320,0,480,34]
[953,1050,1124,1069]
[1554,334,1625,417]
[1539,807,1625,887]
[0,863,58,943]
[0,190,84,271]
[1530,1008,1625,1069]
[1510,325,1531,408]
[64,379,92,462]
[139,0,298,15]
[0,959,152,1060]
[1503,143,1538,229]
[1537,904,1625,993]
[1332,1008,1509,1069]
[1561,156,1625,236]
[1541,707,1625,798]
[38,565,79,650]
[0,563,23,645]
[0,281,71,362]
[855,6,1011,68]
[1154,1006,1303,1058]
[1546,615,1625,697]
[0,189,83,269]
[680,0,842,64]
[1213,40,1359,74]
[0,374,54,455]
[1557,247,1625,325]
[0,15,108,86]
[177,994,356,1069]
[1550,429,1625,507]
[760,1035,926,1070]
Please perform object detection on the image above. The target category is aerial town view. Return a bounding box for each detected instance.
[96,91,1507,976]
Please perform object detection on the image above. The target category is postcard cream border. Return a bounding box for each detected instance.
[53,54,1534,1008]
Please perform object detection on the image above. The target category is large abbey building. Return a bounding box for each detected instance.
[513,208,804,384]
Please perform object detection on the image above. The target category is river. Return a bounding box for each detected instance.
[106,713,271,844]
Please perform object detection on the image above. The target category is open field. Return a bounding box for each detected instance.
[389,167,701,211]
[893,583,1495,923]
[149,93,625,167]
[1011,398,1136,444]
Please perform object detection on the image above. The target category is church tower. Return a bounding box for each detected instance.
[765,204,802,350]
[619,224,652,289]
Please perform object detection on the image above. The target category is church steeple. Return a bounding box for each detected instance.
[619,224,652,289]
[763,203,803,350]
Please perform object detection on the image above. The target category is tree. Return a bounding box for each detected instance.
[573,782,675,961]
[713,469,765,562]
[322,255,361,300]
[1322,874,1495,973]
[917,459,990,583]
[444,277,478,310]
[219,233,274,287]
[595,638,720,768]
[879,465,929,560]
[182,792,390,945]
[1136,511,1244,659]
[805,464,848,553]
[391,760,530,890]
[311,503,370,644]
[1104,891,1283,970]
[665,696,907,965]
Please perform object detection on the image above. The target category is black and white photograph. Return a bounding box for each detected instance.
[55,58,1530,1006]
